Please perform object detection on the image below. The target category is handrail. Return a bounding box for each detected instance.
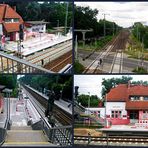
[0,51,53,73]
[0,118,9,146]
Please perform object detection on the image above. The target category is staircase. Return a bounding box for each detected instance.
[2,126,54,146]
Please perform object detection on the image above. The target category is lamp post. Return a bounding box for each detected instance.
[88,92,90,126]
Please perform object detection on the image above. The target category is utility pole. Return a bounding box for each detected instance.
[113,22,115,36]
[57,20,59,28]
[102,13,110,37]
[64,2,69,35]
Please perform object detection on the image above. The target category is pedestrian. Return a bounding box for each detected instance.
[88,132,91,145]
[100,58,103,65]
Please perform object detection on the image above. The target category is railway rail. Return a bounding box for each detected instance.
[83,30,130,73]
[26,40,72,66]
[23,85,72,126]
[22,86,72,146]
[44,51,72,72]
[74,135,148,146]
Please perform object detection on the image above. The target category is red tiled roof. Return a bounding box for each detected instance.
[0,4,23,32]
[126,101,148,110]
[107,84,148,109]
[107,84,127,101]
[3,22,21,33]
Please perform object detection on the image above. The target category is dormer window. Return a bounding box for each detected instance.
[129,96,148,101]
[5,18,19,23]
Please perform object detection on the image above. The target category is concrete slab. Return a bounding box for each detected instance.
[98,125,148,132]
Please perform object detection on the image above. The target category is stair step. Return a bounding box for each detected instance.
[11,126,32,130]
[5,130,48,143]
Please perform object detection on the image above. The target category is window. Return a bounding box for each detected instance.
[143,111,148,119]
[111,110,122,118]
[144,97,148,101]
[13,18,19,22]
[5,18,12,22]
[130,96,148,101]
[5,18,19,23]
[98,111,100,118]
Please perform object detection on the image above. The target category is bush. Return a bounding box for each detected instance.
[132,67,147,73]
[74,60,85,74]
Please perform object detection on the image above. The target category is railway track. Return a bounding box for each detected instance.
[110,50,123,73]
[44,51,72,72]
[74,135,148,146]
[26,40,72,66]
[83,30,130,73]
[23,85,72,126]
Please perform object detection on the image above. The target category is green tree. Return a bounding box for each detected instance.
[77,94,101,107]
[101,76,133,97]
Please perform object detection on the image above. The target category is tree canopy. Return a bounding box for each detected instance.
[19,75,72,101]
[101,76,133,97]
[132,22,148,48]
[6,2,72,29]
[74,5,121,39]
[77,94,101,107]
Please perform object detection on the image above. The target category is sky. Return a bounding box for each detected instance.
[75,2,148,28]
[74,75,148,98]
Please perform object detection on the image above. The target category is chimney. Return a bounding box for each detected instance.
[128,80,131,88]
[12,6,16,12]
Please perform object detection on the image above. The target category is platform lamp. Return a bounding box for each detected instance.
[2,88,12,129]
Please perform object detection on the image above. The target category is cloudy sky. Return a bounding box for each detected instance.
[74,75,148,98]
[75,2,148,28]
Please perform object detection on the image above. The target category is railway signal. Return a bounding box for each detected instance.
[75,86,79,98]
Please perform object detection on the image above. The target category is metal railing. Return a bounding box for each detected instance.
[0,51,53,73]
[59,64,73,73]
[42,122,72,146]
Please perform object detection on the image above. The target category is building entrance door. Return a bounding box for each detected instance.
[129,111,139,123]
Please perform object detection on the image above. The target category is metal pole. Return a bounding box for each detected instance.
[57,20,59,28]
[64,2,69,35]
[105,94,107,126]
[75,35,78,60]
[113,23,115,36]
[88,92,90,126]
[103,14,106,37]
[102,13,110,37]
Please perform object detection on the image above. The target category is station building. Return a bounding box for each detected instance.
[0,4,23,41]
[87,82,148,125]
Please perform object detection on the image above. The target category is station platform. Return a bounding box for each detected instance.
[5,32,72,57]
[97,125,148,136]
[1,97,55,147]
[99,125,148,132]
[25,85,72,115]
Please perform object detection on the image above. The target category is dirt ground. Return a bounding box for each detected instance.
[74,128,103,137]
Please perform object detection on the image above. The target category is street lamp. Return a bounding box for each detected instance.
[88,92,90,126]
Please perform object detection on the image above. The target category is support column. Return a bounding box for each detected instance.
[82,31,86,48]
